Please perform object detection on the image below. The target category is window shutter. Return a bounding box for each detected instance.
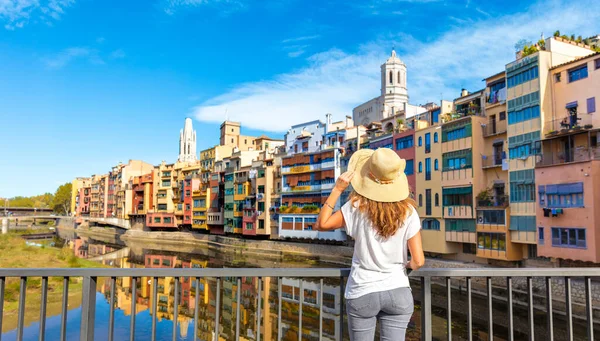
[587,97,596,114]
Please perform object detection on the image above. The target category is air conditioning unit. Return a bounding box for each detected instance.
[478,217,484,224]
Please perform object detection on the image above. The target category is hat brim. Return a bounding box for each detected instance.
[347,149,410,203]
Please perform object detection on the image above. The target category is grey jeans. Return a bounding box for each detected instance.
[346,287,414,341]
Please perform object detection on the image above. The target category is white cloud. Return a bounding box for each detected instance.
[43,47,101,68]
[0,0,74,30]
[192,0,600,132]
[163,0,245,15]
[281,35,320,44]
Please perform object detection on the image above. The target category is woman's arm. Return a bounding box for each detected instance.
[407,231,425,270]
[315,171,354,231]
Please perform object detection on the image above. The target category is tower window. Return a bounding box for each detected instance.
[389,71,393,84]
[245,139,247,144]
[231,138,234,143]
[231,128,234,132]
[398,71,401,84]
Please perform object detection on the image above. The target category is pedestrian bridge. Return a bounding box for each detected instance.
[3,216,131,230]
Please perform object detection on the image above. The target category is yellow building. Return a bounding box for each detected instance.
[71,177,91,215]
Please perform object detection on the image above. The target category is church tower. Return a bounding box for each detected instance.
[380,49,409,117]
[178,117,197,162]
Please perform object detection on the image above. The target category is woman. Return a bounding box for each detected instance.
[316,147,425,341]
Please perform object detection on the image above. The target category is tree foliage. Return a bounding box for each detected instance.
[2,193,54,209]
[52,183,72,215]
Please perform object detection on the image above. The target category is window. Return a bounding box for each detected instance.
[510,169,536,202]
[435,193,439,207]
[418,136,422,146]
[432,109,440,124]
[588,97,596,114]
[509,216,536,231]
[418,194,422,207]
[185,190,190,197]
[422,219,440,230]
[507,66,539,88]
[425,133,431,153]
[258,202,265,211]
[425,158,431,181]
[538,227,544,245]
[162,259,171,266]
[568,65,588,82]
[595,58,600,70]
[499,111,506,121]
[405,159,414,176]
[154,217,161,223]
[389,71,393,84]
[551,227,586,248]
[478,210,505,225]
[442,149,472,171]
[425,189,432,215]
[446,219,475,232]
[231,138,234,143]
[157,204,167,211]
[258,219,265,229]
[418,162,423,173]
[554,73,561,82]
[543,182,584,208]
[258,185,265,194]
[443,187,472,206]
[477,232,506,251]
[395,136,414,150]
[508,105,541,125]
[398,71,401,84]
[434,159,439,171]
[463,244,477,254]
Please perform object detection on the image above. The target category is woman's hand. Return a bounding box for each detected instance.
[334,171,354,192]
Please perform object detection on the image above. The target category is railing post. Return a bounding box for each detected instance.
[80,276,97,341]
[421,276,432,341]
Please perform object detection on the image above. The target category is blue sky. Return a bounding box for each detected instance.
[0,0,599,197]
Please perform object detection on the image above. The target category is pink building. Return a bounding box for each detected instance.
[535,52,600,263]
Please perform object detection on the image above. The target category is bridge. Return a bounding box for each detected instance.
[2,215,131,230]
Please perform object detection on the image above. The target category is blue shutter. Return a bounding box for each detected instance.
[587,97,596,114]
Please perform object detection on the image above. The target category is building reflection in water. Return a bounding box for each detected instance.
[78,239,343,341]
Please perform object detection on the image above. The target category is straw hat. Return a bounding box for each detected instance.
[348,148,409,202]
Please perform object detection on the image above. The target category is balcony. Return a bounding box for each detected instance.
[537,148,600,167]
[282,184,321,193]
[235,174,248,183]
[482,119,507,137]
[481,154,505,169]
[281,163,321,174]
[477,195,509,208]
[544,114,594,137]
[441,106,485,123]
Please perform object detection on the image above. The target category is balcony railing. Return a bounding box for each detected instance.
[481,154,505,168]
[545,114,595,136]
[482,119,507,137]
[282,184,321,193]
[477,195,509,208]
[536,147,600,167]
[442,107,485,123]
[0,267,598,341]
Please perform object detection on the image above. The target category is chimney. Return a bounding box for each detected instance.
[345,115,353,128]
[325,113,332,132]
[461,88,469,97]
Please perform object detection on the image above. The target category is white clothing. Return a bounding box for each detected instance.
[341,201,421,299]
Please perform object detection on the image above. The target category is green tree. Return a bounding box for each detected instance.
[553,30,560,37]
[52,183,72,215]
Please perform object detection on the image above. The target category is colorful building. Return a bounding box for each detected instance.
[279,117,346,241]
[535,52,600,263]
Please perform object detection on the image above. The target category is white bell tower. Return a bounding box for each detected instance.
[380,49,408,117]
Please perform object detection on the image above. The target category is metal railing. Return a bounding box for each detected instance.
[545,114,594,134]
[482,119,507,137]
[0,267,598,341]
[481,154,504,168]
[537,147,600,167]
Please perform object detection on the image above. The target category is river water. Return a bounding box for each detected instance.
[1,232,593,341]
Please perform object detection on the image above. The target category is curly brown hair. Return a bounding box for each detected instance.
[349,191,416,239]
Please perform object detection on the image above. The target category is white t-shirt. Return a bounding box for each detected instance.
[341,200,421,300]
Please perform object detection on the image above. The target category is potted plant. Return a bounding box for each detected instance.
[584,124,593,129]
[573,125,582,131]
[477,188,493,206]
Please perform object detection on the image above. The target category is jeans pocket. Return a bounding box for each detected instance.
[346,293,374,314]
[387,287,414,314]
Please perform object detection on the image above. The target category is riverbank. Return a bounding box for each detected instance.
[0,232,105,333]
